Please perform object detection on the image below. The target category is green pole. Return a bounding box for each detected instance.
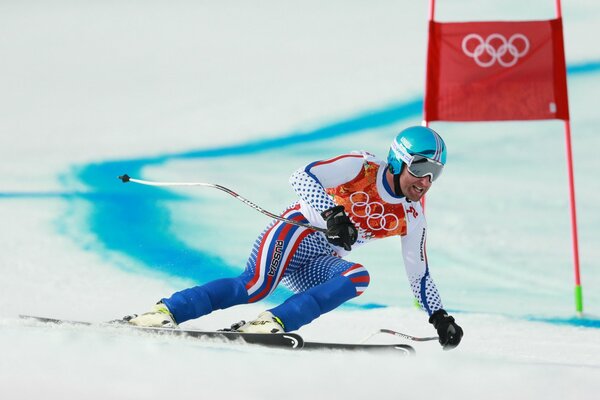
[575,285,583,316]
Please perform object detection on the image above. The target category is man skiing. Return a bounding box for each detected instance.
[127,126,463,350]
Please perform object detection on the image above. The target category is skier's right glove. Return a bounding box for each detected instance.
[429,309,463,350]
[321,205,358,251]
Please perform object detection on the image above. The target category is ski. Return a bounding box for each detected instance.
[19,315,414,354]
[19,315,303,349]
[302,341,415,354]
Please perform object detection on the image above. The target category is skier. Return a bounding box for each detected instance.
[126,126,463,350]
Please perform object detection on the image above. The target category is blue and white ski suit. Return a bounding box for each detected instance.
[162,151,443,331]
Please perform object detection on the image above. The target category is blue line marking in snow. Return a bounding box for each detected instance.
[526,316,600,329]
[446,309,600,329]
[567,60,600,74]
[177,100,422,160]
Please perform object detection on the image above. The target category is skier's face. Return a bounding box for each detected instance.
[399,165,432,202]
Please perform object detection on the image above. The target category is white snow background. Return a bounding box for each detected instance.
[1,1,599,399]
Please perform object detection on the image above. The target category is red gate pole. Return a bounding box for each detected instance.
[563,120,583,314]
[555,0,583,315]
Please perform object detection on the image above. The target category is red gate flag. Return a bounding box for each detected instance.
[424,19,569,121]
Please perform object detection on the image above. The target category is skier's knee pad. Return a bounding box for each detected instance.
[341,264,370,297]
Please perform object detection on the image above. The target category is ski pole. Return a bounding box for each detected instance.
[118,174,327,233]
[361,328,439,344]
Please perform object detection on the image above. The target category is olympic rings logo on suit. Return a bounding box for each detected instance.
[461,33,530,68]
[349,192,399,232]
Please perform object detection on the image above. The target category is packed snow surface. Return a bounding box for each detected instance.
[1,1,599,399]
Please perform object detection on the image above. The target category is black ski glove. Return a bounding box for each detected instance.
[321,205,358,251]
[429,309,463,350]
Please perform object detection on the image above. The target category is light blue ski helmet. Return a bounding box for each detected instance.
[387,126,447,179]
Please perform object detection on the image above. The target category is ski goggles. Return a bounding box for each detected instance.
[406,155,444,182]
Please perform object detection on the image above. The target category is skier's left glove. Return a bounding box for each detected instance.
[321,205,358,251]
[429,309,463,350]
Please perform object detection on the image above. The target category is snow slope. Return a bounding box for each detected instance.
[1,1,599,399]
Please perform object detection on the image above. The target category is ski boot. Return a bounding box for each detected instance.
[123,302,178,328]
[235,311,285,334]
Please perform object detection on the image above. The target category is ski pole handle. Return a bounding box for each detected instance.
[118,174,327,233]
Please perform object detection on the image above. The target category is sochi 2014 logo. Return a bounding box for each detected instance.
[462,33,530,68]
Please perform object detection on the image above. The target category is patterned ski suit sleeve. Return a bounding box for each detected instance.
[401,214,444,316]
[289,153,365,214]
